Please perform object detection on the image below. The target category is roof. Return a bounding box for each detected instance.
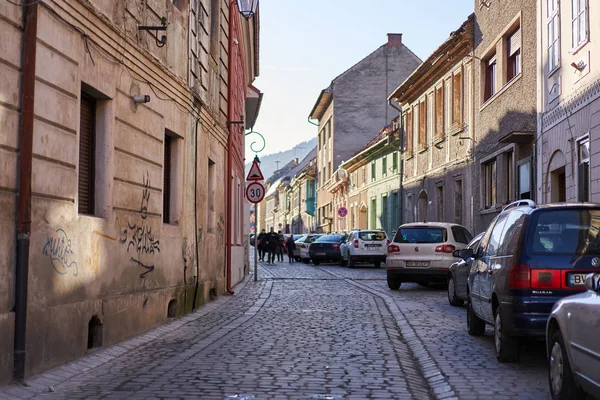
[308,88,333,120]
[389,14,474,103]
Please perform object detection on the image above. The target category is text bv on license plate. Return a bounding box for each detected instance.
[406,261,429,267]
[568,273,589,286]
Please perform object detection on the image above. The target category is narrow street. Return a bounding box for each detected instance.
[1,254,548,400]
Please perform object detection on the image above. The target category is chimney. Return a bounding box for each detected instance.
[387,33,403,47]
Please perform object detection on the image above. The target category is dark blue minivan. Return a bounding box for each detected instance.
[456,200,600,362]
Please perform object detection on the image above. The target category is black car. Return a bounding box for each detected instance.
[455,200,600,362]
[447,232,484,307]
[309,234,347,265]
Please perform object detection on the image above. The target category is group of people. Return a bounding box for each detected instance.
[256,227,296,263]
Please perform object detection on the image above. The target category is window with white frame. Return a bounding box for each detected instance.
[571,0,588,49]
[547,0,560,72]
[484,53,497,102]
[483,159,497,208]
[507,26,521,81]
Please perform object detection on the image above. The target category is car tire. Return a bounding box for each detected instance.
[348,257,355,269]
[467,298,485,336]
[312,260,320,266]
[447,276,464,307]
[494,306,520,362]
[387,276,401,290]
[548,329,583,400]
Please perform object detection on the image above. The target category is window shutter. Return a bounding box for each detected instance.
[163,135,172,224]
[435,86,444,138]
[453,72,462,126]
[509,28,521,56]
[79,93,95,215]
[419,99,427,148]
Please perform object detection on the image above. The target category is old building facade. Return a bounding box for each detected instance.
[0,0,259,382]
[309,34,421,233]
[537,0,600,204]
[389,16,476,232]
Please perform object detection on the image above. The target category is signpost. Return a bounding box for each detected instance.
[246,157,264,281]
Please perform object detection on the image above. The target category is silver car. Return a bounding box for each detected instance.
[546,272,600,400]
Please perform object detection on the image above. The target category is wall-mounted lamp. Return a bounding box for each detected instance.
[133,95,151,104]
[571,61,586,72]
[138,16,168,48]
[237,0,259,19]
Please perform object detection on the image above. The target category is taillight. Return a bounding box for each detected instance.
[332,244,340,249]
[388,244,400,253]
[435,244,456,253]
[509,264,531,289]
[531,269,561,289]
[353,239,359,248]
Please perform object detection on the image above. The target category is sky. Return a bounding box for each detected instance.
[245,0,474,159]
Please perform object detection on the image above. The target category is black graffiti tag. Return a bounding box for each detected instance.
[126,222,160,255]
[43,228,78,276]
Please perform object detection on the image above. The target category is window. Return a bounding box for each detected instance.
[484,159,497,208]
[507,27,521,81]
[547,0,560,72]
[392,152,398,172]
[484,54,497,102]
[452,71,462,127]
[362,166,366,187]
[484,213,509,257]
[497,211,525,256]
[395,227,447,244]
[79,92,96,215]
[371,161,376,182]
[504,151,514,204]
[318,132,322,150]
[435,85,444,139]
[391,191,399,233]
[370,198,377,229]
[451,226,473,244]
[571,0,588,49]
[163,134,172,223]
[381,194,388,233]
[208,158,216,232]
[436,185,444,221]
[517,160,531,199]
[382,156,387,177]
[418,98,427,149]
[578,138,590,202]
[405,109,413,156]
[454,179,463,224]
[209,0,220,60]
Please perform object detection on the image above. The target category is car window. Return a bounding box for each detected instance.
[316,235,345,242]
[484,213,509,258]
[451,226,473,244]
[526,208,600,255]
[305,235,321,243]
[497,211,526,256]
[358,231,387,241]
[296,237,306,243]
[394,227,447,244]
[467,233,484,250]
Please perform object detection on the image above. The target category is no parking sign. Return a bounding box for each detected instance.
[338,207,348,218]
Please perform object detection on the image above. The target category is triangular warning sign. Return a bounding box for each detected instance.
[246,160,264,181]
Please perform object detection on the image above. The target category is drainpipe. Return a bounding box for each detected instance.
[14,2,38,382]
[192,117,201,310]
[388,97,404,226]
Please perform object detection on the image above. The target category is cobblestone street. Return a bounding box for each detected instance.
[1,255,549,400]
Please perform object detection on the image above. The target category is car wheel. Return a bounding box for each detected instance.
[387,276,401,290]
[466,298,485,336]
[348,257,355,269]
[549,329,583,400]
[312,260,320,266]
[447,275,464,307]
[494,306,520,362]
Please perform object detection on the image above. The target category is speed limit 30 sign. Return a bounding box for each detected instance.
[246,182,265,203]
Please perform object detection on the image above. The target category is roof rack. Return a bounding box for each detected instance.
[502,199,536,212]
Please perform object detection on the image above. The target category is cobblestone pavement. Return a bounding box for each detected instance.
[310,262,550,400]
[1,257,440,400]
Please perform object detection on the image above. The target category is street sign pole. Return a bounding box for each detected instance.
[254,211,258,281]
[246,158,264,283]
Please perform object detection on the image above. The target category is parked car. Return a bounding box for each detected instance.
[249,234,256,246]
[340,229,389,268]
[447,232,484,306]
[309,234,347,265]
[546,272,600,400]
[386,222,473,290]
[292,235,307,261]
[298,234,322,263]
[457,200,600,363]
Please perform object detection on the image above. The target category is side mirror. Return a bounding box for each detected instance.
[584,273,600,292]
[453,248,474,260]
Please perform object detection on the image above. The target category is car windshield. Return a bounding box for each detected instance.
[293,235,303,240]
[305,235,322,243]
[394,227,447,244]
[315,235,345,243]
[295,236,306,243]
[526,209,600,255]
[358,231,387,241]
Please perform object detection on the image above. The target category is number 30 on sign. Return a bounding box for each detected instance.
[246,182,265,203]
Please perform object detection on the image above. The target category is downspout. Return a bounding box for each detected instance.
[14,2,38,381]
[192,116,201,310]
[388,97,404,226]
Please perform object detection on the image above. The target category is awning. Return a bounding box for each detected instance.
[246,84,263,130]
[498,131,534,144]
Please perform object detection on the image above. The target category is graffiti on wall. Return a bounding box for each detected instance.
[43,228,79,276]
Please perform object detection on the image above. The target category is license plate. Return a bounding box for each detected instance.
[316,253,326,256]
[365,244,381,248]
[406,261,429,267]
[568,273,588,286]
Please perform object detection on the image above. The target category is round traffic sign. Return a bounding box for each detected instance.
[246,182,265,204]
[338,207,348,218]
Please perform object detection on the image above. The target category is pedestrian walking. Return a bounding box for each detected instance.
[257,229,267,261]
[285,235,296,263]
[267,227,278,263]
[276,231,285,262]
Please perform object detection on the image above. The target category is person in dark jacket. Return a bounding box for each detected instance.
[285,235,296,263]
[257,229,267,261]
[276,231,285,262]
[267,227,278,263]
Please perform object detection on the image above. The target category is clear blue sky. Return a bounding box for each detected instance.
[246,0,474,158]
